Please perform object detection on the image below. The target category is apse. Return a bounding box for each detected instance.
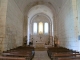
[27,5,54,45]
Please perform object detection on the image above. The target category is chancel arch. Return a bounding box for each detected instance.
[27,5,54,47]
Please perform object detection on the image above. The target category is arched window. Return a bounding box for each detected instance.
[33,22,37,34]
[39,22,43,34]
[33,22,49,34]
[44,22,49,34]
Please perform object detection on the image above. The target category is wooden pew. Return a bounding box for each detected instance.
[47,46,79,59]
[0,56,26,60]
[2,51,32,60]
[51,53,80,60]
[2,46,35,60]
[58,57,80,60]
[52,53,80,57]
[2,53,31,57]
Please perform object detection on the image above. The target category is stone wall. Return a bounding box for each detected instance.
[0,0,1,9]
[56,0,79,51]
[3,0,24,51]
[77,0,80,52]
[0,0,8,52]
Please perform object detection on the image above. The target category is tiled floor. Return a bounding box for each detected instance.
[33,51,50,60]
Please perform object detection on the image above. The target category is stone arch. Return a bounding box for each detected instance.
[23,2,57,36]
[26,5,54,45]
[30,13,52,35]
[30,13,52,24]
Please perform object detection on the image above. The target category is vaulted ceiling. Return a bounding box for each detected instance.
[14,0,66,13]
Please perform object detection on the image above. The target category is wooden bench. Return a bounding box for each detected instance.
[47,46,79,60]
[2,51,32,60]
[52,53,80,57]
[2,53,31,57]
[2,46,35,60]
[58,57,80,60]
[51,53,80,60]
[0,56,26,60]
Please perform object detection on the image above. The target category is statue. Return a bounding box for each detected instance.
[23,36,27,46]
[54,35,59,47]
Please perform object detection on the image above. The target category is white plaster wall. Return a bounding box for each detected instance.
[3,0,24,51]
[56,0,79,51]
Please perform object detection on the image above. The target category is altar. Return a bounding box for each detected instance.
[35,42,45,48]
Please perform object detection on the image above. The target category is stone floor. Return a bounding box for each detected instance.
[33,51,50,60]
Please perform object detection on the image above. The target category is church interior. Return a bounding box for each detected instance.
[0,0,80,60]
